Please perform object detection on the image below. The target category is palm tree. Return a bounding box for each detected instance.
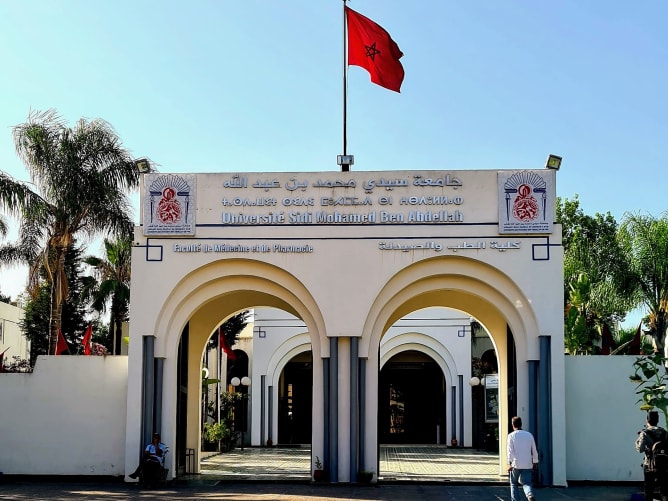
[618,211,668,353]
[83,236,132,355]
[0,214,7,237]
[0,109,141,354]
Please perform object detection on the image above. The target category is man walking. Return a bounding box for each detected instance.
[507,416,539,501]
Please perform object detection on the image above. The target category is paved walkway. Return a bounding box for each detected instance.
[0,479,642,500]
[0,446,642,500]
[197,445,503,483]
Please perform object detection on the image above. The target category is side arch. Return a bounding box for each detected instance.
[264,333,312,447]
[361,255,540,477]
[380,332,457,382]
[125,259,327,479]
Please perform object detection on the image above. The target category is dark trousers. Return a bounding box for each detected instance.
[644,468,668,501]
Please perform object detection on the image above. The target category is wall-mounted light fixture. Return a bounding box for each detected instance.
[545,154,562,170]
[135,158,151,173]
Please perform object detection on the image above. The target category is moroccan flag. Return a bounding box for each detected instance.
[600,323,615,355]
[56,328,69,355]
[345,6,404,93]
[219,327,236,360]
[82,324,93,356]
[628,322,642,355]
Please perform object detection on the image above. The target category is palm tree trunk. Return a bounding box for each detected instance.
[48,248,66,355]
[111,297,122,355]
[114,315,123,355]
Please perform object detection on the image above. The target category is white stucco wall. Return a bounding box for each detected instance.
[0,356,128,476]
[565,355,644,482]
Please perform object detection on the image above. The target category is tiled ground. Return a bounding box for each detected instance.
[198,445,502,483]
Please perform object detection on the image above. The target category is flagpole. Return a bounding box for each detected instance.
[343,0,348,155]
[342,0,348,168]
[337,0,354,172]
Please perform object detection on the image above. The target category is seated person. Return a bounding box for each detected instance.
[129,432,166,479]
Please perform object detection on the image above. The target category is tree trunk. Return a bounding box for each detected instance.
[48,248,66,355]
[112,297,123,355]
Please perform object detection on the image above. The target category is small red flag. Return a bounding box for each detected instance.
[629,322,642,355]
[600,323,615,355]
[0,346,10,372]
[219,328,236,360]
[82,324,93,356]
[56,328,69,355]
[346,6,405,92]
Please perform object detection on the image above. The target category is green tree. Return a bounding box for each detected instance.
[211,310,250,352]
[557,196,632,354]
[0,110,141,354]
[82,236,132,355]
[618,211,668,353]
[20,245,90,364]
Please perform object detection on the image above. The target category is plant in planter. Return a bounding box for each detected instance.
[630,352,668,423]
[313,456,325,481]
[203,421,230,451]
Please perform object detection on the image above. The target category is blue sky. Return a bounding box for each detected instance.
[1,0,666,325]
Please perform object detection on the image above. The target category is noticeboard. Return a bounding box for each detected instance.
[485,387,499,423]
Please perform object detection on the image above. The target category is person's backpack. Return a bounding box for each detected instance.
[646,428,668,473]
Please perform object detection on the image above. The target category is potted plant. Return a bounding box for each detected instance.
[313,456,325,482]
[357,470,374,483]
[203,421,229,451]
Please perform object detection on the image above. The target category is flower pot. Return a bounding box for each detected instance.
[357,471,373,483]
[450,438,458,447]
[313,469,326,482]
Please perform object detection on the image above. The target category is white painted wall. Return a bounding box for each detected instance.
[565,355,644,482]
[0,356,128,476]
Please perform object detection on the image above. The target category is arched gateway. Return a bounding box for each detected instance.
[125,169,565,485]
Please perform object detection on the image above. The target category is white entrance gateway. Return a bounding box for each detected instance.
[125,169,565,485]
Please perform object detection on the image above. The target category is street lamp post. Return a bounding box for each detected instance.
[231,376,251,450]
[469,376,486,450]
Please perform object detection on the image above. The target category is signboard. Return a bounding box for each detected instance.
[143,174,196,236]
[484,374,499,423]
[498,170,555,234]
[485,387,499,423]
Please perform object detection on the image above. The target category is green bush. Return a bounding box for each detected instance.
[203,421,230,444]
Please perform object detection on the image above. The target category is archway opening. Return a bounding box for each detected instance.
[278,351,313,445]
[379,350,445,444]
[176,305,316,481]
[376,307,505,482]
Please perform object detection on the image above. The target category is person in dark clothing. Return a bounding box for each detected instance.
[636,410,668,501]
[129,432,166,481]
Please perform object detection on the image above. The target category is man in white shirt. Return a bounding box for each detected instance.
[507,416,539,501]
